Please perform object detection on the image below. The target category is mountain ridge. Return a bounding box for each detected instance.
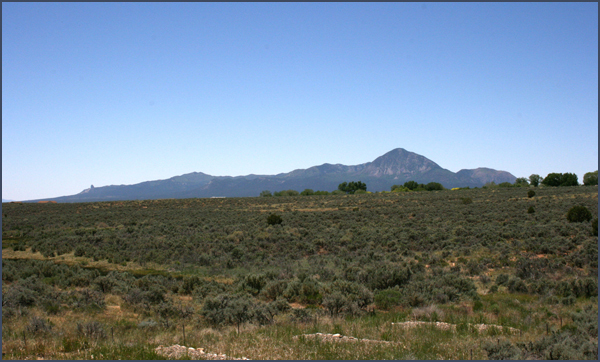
[27,148,516,202]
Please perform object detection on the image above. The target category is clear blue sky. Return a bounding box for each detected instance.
[3,3,598,201]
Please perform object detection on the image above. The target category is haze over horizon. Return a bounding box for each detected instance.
[3,3,598,201]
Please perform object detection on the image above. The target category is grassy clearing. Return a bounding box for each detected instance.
[2,293,596,360]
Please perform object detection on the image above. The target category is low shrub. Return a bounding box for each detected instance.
[137,320,158,329]
[322,292,350,317]
[62,289,106,311]
[527,190,535,198]
[374,288,402,310]
[25,316,52,335]
[76,321,106,339]
[483,339,522,360]
[267,214,283,226]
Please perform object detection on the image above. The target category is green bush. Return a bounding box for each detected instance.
[592,218,598,236]
[566,205,592,223]
[25,316,52,335]
[527,206,535,214]
[261,280,288,300]
[267,213,283,225]
[373,288,401,309]
[239,274,267,296]
[201,293,255,333]
[62,289,106,311]
[495,274,509,286]
[506,277,528,293]
[77,321,106,339]
[483,339,522,360]
[322,292,350,317]
[527,190,535,198]
[460,197,472,205]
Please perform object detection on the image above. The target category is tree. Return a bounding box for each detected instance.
[424,182,444,191]
[260,190,272,197]
[514,177,529,187]
[542,173,562,187]
[529,174,541,187]
[403,181,419,190]
[542,173,578,187]
[300,189,314,196]
[338,181,366,194]
[273,190,299,197]
[560,173,578,186]
[583,171,598,186]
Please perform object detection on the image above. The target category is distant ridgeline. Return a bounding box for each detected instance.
[27,148,519,203]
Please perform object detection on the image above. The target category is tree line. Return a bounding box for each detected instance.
[259,170,598,197]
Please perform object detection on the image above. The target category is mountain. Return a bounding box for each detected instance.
[2,199,14,203]
[26,148,516,203]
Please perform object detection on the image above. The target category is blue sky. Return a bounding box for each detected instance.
[3,2,598,201]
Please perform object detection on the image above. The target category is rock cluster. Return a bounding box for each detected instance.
[155,345,249,360]
[393,321,456,331]
[293,333,397,344]
[392,321,520,334]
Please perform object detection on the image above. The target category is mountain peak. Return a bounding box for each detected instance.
[363,148,442,177]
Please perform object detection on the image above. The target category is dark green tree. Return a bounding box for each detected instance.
[560,173,579,186]
[542,173,578,187]
[529,174,541,187]
[514,177,529,187]
[300,189,314,196]
[259,190,272,197]
[403,181,419,190]
[338,181,367,194]
[425,182,444,191]
[542,173,562,187]
[583,171,598,186]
